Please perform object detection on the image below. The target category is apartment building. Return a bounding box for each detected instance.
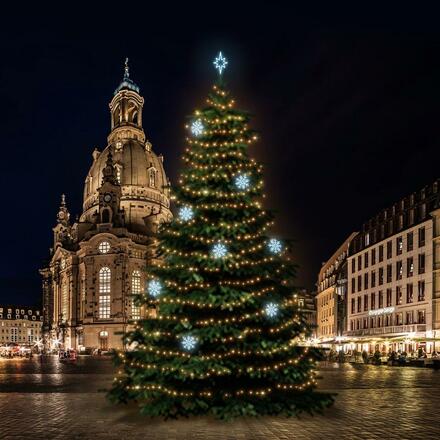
[316,233,357,343]
[346,179,440,354]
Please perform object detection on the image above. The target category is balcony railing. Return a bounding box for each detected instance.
[346,324,427,337]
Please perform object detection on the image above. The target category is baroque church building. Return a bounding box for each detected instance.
[40,62,172,350]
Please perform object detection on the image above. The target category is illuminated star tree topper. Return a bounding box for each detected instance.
[213,51,228,75]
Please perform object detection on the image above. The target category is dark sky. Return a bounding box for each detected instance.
[1,3,440,305]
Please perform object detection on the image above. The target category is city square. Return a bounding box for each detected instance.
[1,357,439,439]
[1,3,440,438]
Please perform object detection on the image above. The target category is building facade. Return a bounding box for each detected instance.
[316,233,357,344]
[296,290,317,337]
[40,62,172,351]
[346,179,440,354]
[0,306,43,346]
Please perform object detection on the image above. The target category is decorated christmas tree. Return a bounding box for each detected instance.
[109,52,334,419]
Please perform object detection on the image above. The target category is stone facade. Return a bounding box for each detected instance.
[0,306,43,345]
[346,179,440,354]
[316,233,357,344]
[40,63,172,351]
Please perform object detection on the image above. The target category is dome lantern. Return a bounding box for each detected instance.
[108,58,145,145]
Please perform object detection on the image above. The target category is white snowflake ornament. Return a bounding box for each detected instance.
[181,335,197,351]
[179,206,194,222]
[147,279,162,298]
[191,119,204,136]
[234,174,251,191]
[264,302,279,318]
[211,242,228,259]
[268,238,283,254]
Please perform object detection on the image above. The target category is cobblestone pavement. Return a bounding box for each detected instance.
[0,357,439,439]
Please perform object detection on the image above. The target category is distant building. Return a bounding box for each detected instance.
[346,179,440,354]
[40,61,172,351]
[0,306,43,346]
[316,233,357,344]
[297,290,317,336]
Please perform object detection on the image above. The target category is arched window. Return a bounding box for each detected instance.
[113,104,121,127]
[99,267,111,319]
[149,168,156,188]
[62,282,68,322]
[98,241,111,254]
[131,270,141,320]
[127,100,138,124]
[101,208,111,224]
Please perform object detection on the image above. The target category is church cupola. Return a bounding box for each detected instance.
[108,58,145,145]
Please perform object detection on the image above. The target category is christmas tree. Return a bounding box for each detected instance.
[109,52,334,419]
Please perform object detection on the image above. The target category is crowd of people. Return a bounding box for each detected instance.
[325,347,439,365]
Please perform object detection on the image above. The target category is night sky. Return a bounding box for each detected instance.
[1,4,440,306]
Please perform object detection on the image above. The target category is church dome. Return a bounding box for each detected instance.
[80,62,172,234]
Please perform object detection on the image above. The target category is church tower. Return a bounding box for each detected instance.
[40,61,172,351]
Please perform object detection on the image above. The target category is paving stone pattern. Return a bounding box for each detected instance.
[0,358,439,440]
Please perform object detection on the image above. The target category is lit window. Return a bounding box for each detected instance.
[365,233,370,246]
[62,283,68,322]
[115,165,122,184]
[98,241,111,254]
[99,267,111,319]
[131,270,142,320]
[149,169,156,188]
